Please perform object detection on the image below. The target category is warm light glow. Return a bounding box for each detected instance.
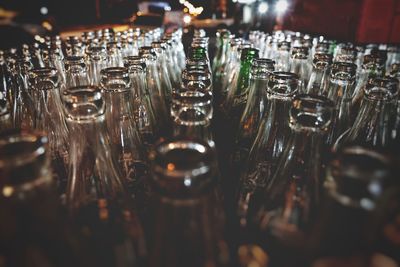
[42,21,53,31]
[167,163,175,171]
[183,14,192,24]
[275,0,289,13]
[258,2,269,13]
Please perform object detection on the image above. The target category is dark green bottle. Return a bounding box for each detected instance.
[224,47,259,125]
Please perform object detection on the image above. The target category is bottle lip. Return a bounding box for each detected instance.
[100,67,131,92]
[326,145,393,210]
[289,94,334,132]
[63,85,105,122]
[181,69,212,81]
[330,61,357,80]
[364,76,399,101]
[28,67,59,90]
[149,138,216,198]
[240,48,259,61]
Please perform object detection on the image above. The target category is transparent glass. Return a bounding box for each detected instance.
[29,68,69,194]
[100,67,148,197]
[63,86,147,267]
[86,46,107,86]
[64,55,90,89]
[0,130,80,267]
[335,77,399,149]
[124,56,157,145]
[306,52,332,95]
[290,46,311,92]
[151,43,173,106]
[147,139,229,267]
[212,29,232,91]
[237,72,299,228]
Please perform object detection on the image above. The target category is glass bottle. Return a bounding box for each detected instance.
[274,40,291,72]
[48,44,67,85]
[28,68,69,194]
[181,69,212,92]
[106,41,124,67]
[171,88,214,148]
[64,55,90,89]
[0,130,80,267]
[65,36,84,57]
[290,46,311,92]
[335,76,399,149]
[63,86,147,267]
[86,46,107,86]
[237,72,299,228]
[139,47,170,137]
[155,40,180,90]
[99,67,149,198]
[325,62,357,143]
[233,58,275,159]
[11,56,37,129]
[251,94,334,266]
[124,56,157,146]
[306,52,332,95]
[147,138,230,267]
[224,48,259,125]
[309,145,395,267]
[212,29,232,90]
[151,42,173,105]
[351,54,385,112]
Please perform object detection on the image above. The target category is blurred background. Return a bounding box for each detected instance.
[0,0,399,49]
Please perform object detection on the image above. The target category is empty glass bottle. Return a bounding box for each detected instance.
[171,88,214,148]
[274,40,291,72]
[64,55,90,89]
[64,86,147,267]
[86,46,107,86]
[106,41,124,67]
[213,29,232,90]
[249,94,334,266]
[147,138,230,267]
[309,145,395,267]
[181,69,212,92]
[100,67,148,198]
[0,130,80,267]
[139,47,170,137]
[28,68,69,194]
[352,54,385,112]
[335,76,399,149]
[237,72,299,228]
[124,56,157,145]
[325,62,357,143]
[290,46,311,92]
[151,42,173,105]
[306,52,332,95]
[224,48,259,125]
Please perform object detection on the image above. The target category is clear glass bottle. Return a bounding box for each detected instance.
[139,47,170,137]
[335,76,399,149]
[213,29,232,90]
[171,88,214,148]
[325,62,357,143]
[99,67,149,198]
[124,56,157,145]
[11,56,37,129]
[64,55,90,89]
[63,85,147,267]
[151,42,173,105]
[290,46,311,92]
[106,41,124,67]
[181,69,212,92]
[309,145,395,267]
[86,46,107,86]
[29,68,69,194]
[0,129,80,267]
[237,72,299,228]
[351,54,385,111]
[274,40,291,72]
[147,138,230,267]
[65,36,84,57]
[306,52,332,95]
[251,94,334,266]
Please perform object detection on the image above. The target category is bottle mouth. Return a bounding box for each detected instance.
[313,52,332,68]
[100,67,131,91]
[86,46,107,59]
[364,77,399,101]
[181,69,212,82]
[289,94,334,132]
[151,41,166,50]
[240,48,259,61]
[171,89,213,121]
[251,58,275,77]
[267,71,299,97]
[0,129,50,189]
[149,138,216,198]
[326,145,393,210]
[64,55,86,70]
[63,85,105,122]
[28,68,59,90]
[291,46,309,59]
[330,62,357,80]
[363,54,385,68]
